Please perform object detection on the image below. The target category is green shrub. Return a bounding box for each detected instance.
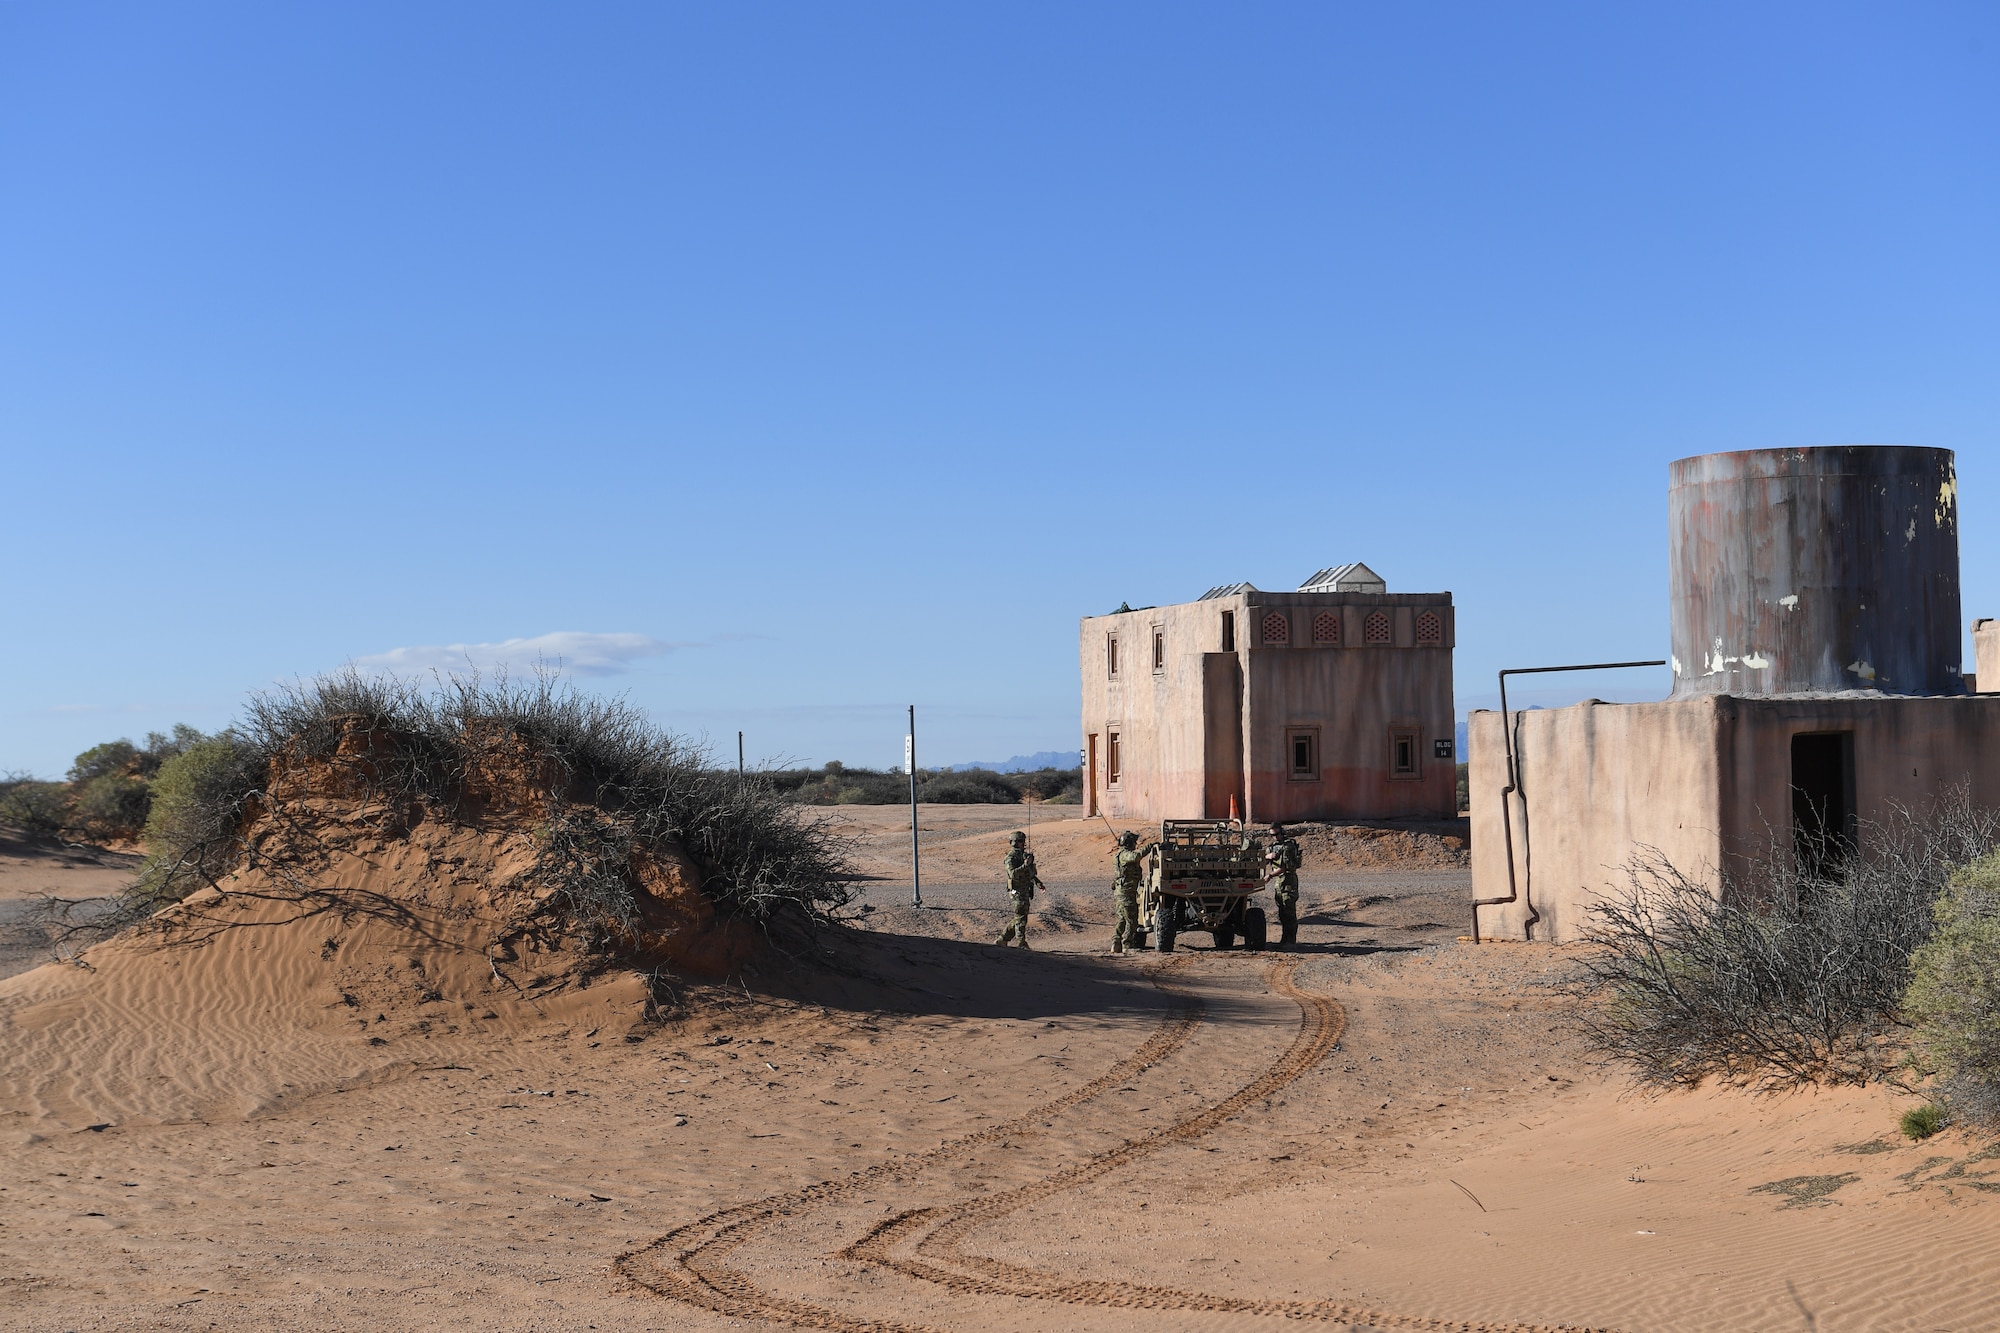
[1011,767,1083,803]
[1902,852,2000,1124]
[1900,1103,1948,1140]
[133,734,262,906]
[917,769,1021,804]
[766,762,1081,805]
[70,773,152,840]
[139,724,207,776]
[0,779,70,838]
[68,740,139,784]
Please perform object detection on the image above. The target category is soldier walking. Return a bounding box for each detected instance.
[1266,823,1303,948]
[1112,829,1158,954]
[996,830,1042,948]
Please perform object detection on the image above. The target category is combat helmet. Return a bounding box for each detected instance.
[1010,830,1027,846]
[1118,829,1138,848]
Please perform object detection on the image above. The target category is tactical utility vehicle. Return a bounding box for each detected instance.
[1145,819,1268,952]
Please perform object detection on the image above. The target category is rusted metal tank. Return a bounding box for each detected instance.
[1669,446,1961,697]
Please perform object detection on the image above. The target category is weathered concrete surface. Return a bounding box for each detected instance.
[1081,589,1455,824]
[1669,446,1962,697]
[1470,694,2000,941]
[1973,618,2000,693]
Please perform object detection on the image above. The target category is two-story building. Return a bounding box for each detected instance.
[1078,564,1457,823]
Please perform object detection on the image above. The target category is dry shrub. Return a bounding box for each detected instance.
[65,669,851,959]
[1573,792,2000,1092]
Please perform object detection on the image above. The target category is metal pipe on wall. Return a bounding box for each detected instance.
[1471,660,1665,943]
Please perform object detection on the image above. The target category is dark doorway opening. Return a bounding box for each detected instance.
[1791,732,1854,877]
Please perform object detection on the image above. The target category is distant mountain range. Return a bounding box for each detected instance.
[951,750,1076,773]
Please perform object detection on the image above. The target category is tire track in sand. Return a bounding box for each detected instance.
[615,954,1204,1332]
[847,958,1611,1331]
[620,956,1614,1333]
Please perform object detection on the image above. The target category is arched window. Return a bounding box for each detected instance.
[1260,611,1290,646]
[1363,611,1392,645]
[1415,611,1442,645]
[1311,611,1341,645]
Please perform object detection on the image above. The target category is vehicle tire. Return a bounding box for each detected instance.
[1242,906,1267,951]
[1156,915,1176,953]
[1212,928,1234,950]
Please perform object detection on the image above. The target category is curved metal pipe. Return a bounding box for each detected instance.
[1471,660,1665,943]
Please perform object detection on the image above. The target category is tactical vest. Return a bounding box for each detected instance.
[1115,849,1146,891]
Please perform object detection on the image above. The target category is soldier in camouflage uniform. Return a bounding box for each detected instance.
[996,830,1042,948]
[1266,823,1303,947]
[1112,829,1158,954]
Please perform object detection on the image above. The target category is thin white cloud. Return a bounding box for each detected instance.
[354,631,675,678]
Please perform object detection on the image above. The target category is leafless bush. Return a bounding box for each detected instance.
[1573,792,2000,1091]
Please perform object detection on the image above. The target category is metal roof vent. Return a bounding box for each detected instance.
[1298,562,1385,594]
[1199,582,1257,601]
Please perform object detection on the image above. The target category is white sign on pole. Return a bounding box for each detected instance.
[904,734,915,773]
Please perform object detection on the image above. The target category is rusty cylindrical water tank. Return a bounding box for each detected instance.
[1668,446,1961,697]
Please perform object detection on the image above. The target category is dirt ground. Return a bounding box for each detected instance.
[0,833,137,982]
[2,809,1997,1332]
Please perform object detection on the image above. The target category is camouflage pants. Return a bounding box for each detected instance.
[997,892,1032,947]
[1113,888,1142,951]
[1274,872,1299,944]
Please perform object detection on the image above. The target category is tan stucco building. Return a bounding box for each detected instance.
[1471,445,2000,943]
[1078,565,1457,823]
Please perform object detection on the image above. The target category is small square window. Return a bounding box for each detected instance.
[1286,727,1320,781]
[1152,627,1165,673]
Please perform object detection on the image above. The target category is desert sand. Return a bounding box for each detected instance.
[2,805,1997,1332]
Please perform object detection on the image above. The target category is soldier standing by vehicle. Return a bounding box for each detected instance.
[996,831,1042,948]
[1112,829,1158,954]
[1266,823,1303,947]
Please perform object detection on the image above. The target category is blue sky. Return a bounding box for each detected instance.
[4,2,1998,776]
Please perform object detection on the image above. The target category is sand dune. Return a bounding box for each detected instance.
[1,806,1995,1331]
